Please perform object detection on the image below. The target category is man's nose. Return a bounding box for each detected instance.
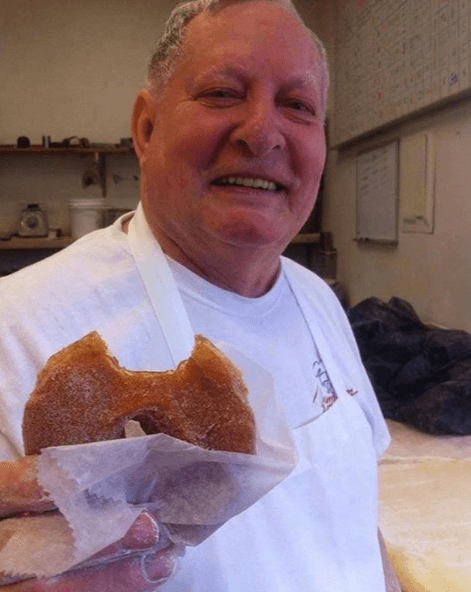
[230,99,286,156]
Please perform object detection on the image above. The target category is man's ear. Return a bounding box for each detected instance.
[131,89,156,161]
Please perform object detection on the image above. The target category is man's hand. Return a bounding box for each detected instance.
[1,512,177,591]
[0,456,55,518]
[0,457,178,591]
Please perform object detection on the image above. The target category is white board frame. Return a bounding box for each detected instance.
[356,140,399,244]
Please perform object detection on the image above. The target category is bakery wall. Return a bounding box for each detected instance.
[1,0,179,144]
[321,0,471,334]
[326,102,471,334]
[0,0,177,236]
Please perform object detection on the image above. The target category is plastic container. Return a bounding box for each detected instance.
[68,198,105,239]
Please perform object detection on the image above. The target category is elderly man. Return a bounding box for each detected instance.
[0,0,400,590]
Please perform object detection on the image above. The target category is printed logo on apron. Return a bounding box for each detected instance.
[311,356,338,418]
[311,353,361,421]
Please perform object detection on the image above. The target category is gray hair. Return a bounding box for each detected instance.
[147,0,329,113]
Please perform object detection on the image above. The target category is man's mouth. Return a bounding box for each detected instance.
[212,176,284,192]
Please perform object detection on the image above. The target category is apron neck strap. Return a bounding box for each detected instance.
[127,202,195,366]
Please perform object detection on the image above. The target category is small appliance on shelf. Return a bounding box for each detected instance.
[17,204,48,237]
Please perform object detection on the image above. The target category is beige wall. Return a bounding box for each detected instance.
[1,0,178,144]
[0,0,179,234]
[324,0,471,333]
[327,102,471,332]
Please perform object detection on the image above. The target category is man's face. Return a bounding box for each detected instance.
[138,0,326,255]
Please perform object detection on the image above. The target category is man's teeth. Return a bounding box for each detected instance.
[217,177,279,191]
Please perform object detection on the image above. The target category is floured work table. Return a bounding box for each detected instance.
[379,420,471,592]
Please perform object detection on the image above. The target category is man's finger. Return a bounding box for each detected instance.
[141,545,178,582]
[0,457,55,518]
[121,511,160,550]
[1,546,178,592]
[83,511,160,564]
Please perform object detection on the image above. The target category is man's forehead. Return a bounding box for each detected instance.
[192,63,321,89]
[181,4,320,73]
[186,0,313,46]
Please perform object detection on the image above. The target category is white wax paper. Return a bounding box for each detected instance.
[0,344,297,579]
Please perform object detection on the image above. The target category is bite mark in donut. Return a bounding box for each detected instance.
[22,332,256,456]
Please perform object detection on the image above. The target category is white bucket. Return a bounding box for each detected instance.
[68,198,106,239]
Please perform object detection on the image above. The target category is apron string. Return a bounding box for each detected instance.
[284,267,347,401]
[127,202,195,366]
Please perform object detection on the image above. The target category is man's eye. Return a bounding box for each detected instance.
[198,89,242,103]
[207,90,237,98]
[285,100,314,114]
[196,89,243,108]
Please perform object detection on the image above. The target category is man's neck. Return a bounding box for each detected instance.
[159,236,282,298]
[122,213,284,298]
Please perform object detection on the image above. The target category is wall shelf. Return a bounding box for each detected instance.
[0,145,136,197]
[0,233,320,251]
[0,237,73,250]
[0,146,134,155]
[290,233,320,244]
[0,148,321,253]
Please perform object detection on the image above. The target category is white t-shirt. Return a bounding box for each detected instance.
[164,257,389,591]
[0,210,390,590]
[168,256,335,431]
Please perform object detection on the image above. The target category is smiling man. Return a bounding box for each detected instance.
[0,1,399,591]
[133,0,327,297]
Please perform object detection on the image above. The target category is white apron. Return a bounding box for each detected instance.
[128,205,386,592]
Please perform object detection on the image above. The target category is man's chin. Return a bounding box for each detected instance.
[215,222,289,251]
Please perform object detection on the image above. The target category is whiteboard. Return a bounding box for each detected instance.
[356,141,399,243]
[333,0,471,146]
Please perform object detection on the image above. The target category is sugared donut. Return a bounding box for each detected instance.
[22,332,256,456]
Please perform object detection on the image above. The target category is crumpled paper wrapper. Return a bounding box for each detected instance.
[0,344,297,579]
